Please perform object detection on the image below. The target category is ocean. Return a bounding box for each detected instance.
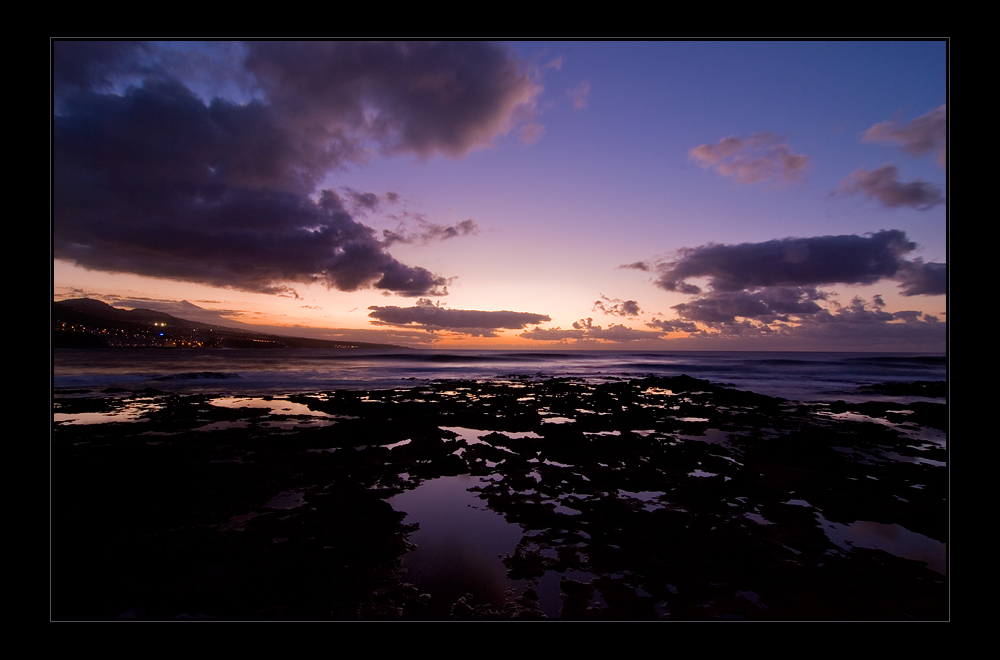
[52,348,946,403]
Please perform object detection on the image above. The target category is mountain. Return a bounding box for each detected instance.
[52,299,404,350]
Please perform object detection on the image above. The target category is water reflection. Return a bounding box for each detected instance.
[388,475,527,618]
[53,398,163,425]
[817,513,946,575]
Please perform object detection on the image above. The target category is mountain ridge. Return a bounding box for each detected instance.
[53,299,405,350]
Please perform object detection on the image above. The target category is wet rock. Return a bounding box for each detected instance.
[52,374,947,620]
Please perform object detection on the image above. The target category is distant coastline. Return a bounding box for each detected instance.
[52,299,405,350]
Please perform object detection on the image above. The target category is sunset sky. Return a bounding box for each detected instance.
[52,40,947,350]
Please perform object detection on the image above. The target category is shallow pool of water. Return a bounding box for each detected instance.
[387,475,527,617]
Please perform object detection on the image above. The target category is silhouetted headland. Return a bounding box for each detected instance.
[53,299,404,349]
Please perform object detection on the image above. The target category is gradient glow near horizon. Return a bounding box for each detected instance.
[53,41,947,351]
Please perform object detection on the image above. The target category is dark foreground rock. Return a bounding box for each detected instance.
[51,375,947,620]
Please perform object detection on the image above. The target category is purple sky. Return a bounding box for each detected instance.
[53,40,947,350]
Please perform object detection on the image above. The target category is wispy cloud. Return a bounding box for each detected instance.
[863,105,946,168]
[839,164,944,210]
[382,218,479,247]
[690,132,809,186]
[568,81,590,109]
[341,189,399,215]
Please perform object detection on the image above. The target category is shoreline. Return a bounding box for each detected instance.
[52,375,947,620]
[52,348,947,403]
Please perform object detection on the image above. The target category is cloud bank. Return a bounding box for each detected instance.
[520,317,663,344]
[516,230,944,349]
[654,230,943,297]
[53,41,542,297]
[368,298,550,337]
[645,231,945,345]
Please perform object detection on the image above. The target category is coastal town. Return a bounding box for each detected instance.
[56,319,218,348]
[52,299,398,350]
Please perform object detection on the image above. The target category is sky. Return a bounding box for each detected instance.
[52,40,947,351]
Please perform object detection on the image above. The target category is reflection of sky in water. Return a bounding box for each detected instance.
[194,421,250,432]
[386,474,676,618]
[209,396,332,416]
[388,475,527,616]
[265,491,306,509]
[882,451,946,467]
[818,410,947,449]
[440,427,542,445]
[53,399,162,425]
[619,490,668,512]
[744,512,774,526]
[54,396,341,426]
[817,513,946,575]
[678,428,732,445]
[201,397,340,429]
[785,498,946,575]
[438,427,487,445]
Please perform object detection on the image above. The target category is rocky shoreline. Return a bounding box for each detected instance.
[51,375,947,620]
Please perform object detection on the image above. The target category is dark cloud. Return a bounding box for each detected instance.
[891,309,925,323]
[53,41,540,297]
[639,230,945,348]
[690,132,809,186]
[619,261,650,271]
[519,327,585,342]
[52,41,156,96]
[654,230,939,297]
[432,219,479,241]
[592,294,641,317]
[839,164,944,210]
[662,293,944,349]
[342,189,388,214]
[520,317,663,344]
[863,105,946,168]
[671,287,826,325]
[894,259,947,296]
[585,324,662,342]
[645,318,699,334]
[368,298,550,336]
[774,295,944,343]
[242,41,542,159]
